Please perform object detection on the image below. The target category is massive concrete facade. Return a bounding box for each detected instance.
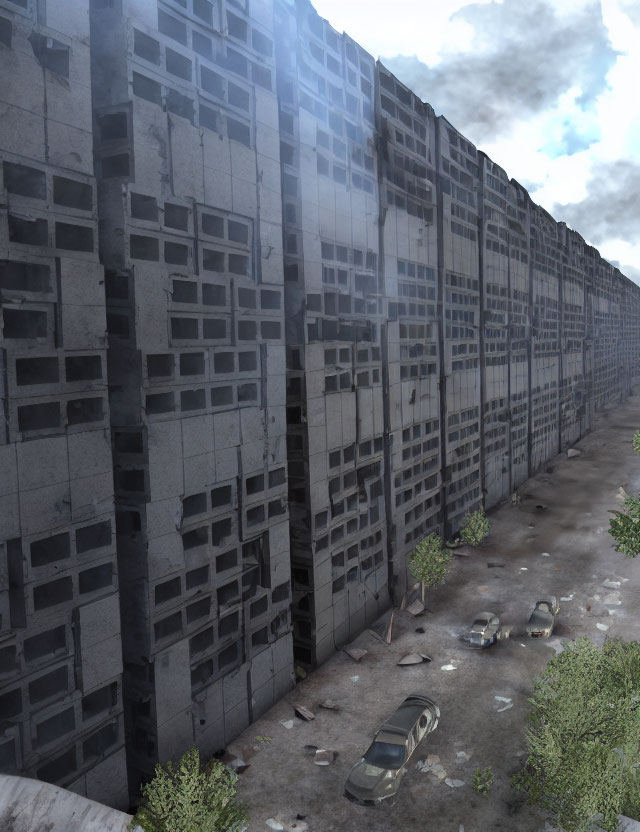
[0,0,126,806]
[1,0,640,809]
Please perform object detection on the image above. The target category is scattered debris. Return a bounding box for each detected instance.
[343,647,368,662]
[520,643,526,647]
[495,696,511,703]
[265,817,308,832]
[586,604,591,612]
[487,562,505,568]
[497,703,513,713]
[265,819,284,831]
[415,626,425,634]
[280,720,294,730]
[445,778,465,788]
[313,749,337,766]
[510,493,521,505]
[369,611,394,643]
[596,623,609,631]
[225,756,249,773]
[527,523,535,528]
[535,504,547,511]
[349,675,360,683]
[453,549,471,557]
[603,579,621,589]
[477,585,489,593]
[456,750,471,763]
[319,699,339,711]
[618,486,630,501]
[560,594,574,601]
[519,567,528,571]
[407,599,426,616]
[495,696,513,712]
[567,448,581,458]
[294,665,307,680]
[541,552,550,557]
[545,466,554,474]
[441,663,457,671]
[385,611,395,644]
[294,705,315,721]
[603,592,622,605]
[397,653,432,666]
[546,639,565,654]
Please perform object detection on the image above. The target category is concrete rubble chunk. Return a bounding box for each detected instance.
[280,719,295,729]
[407,600,426,616]
[603,579,621,588]
[265,819,285,831]
[319,699,340,711]
[397,653,432,665]
[596,623,609,631]
[313,749,337,766]
[487,561,505,567]
[294,704,315,721]
[343,647,368,662]
[567,448,581,457]
[445,778,465,788]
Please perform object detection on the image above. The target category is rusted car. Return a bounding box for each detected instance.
[344,693,440,806]
[464,611,501,648]
[526,597,559,638]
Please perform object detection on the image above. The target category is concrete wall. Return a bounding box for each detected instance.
[0,0,126,807]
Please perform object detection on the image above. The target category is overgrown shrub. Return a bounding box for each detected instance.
[459,508,490,546]
[408,533,450,601]
[131,747,248,832]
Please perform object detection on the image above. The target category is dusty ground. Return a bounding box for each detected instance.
[233,395,640,832]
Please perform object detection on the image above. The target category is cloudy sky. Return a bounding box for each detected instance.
[311,0,640,284]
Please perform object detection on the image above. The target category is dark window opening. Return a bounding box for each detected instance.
[65,355,102,381]
[28,33,69,77]
[186,565,209,590]
[154,612,182,640]
[166,48,191,81]
[53,177,92,211]
[181,389,205,411]
[130,234,158,261]
[186,596,210,623]
[16,357,58,386]
[31,533,70,567]
[155,577,181,605]
[132,72,162,105]
[3,161,46,199]
[130,193,158,221]
[83,722,118,760]
[82,683,118,721]
[0,261,50,293]
[33,577,73,611]
[172,279,197,303]
[18,402,60,432]
[101,154,130,178]
[29,666,68,705]
[56,223,93,252]
[98,112,128,141]
[166,89,194,122]
[202,213,224,237]
[211,485,232,507]
[182,527,208,550]
[8,214,48,246]
[66,397,104,425]
[133,29,160,63]
[24,625,66,663]
[147,354,173,378]
[79,563,113,594]
[37,747,76,783]
[165,203,189,230]
[202,283,225,306]
[216,548,236,572]
[189,627,213,656]
[76,521,112,554]
[171,317,198,340]
[180,352,204,375]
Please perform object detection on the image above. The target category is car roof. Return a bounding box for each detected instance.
[474,611,497,619]
[379,695,434,736]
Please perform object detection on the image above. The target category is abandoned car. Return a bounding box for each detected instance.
[463,611,501,647]
[526,597,560,638]
[344,693,440,806]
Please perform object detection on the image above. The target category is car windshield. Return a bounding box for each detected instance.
[472,618,488,628]
[363,741,406,769]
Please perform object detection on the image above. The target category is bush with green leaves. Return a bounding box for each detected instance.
[408,533,450,601]
[131,747,248,832]
[511,637,640,832]
[472,765,494,797]
[609,495,640,558]
[633,431,640,454]
[459,508,490,547]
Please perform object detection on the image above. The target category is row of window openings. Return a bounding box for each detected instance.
[314,504,382,550]
[2,163,92,210]
[0,673,116,730]
[147,349,257,379]
[167,316,281,341]
[6,215,93,252]
[395,474,439,507]
[379,94,428,139]
[17,398,104,433]
[324,346,381,367]
[403,493,441,525]
[13,355,101,386]
[154,6,272,59]
[26,523,112,569]
[171,280,280,311]
[130,195,251,248]
[128,235,251,275]
[307,290,381,317]
[395,453,439,485]
[31,563,114,612]
[145,382,258,414]
[331,552,384,594]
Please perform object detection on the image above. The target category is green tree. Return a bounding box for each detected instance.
[632,431,640,454]
[511,637,640,832]
[459,508,490,547]
[408,533,450,602]
[609,495,640,558]
[131,747,248,832]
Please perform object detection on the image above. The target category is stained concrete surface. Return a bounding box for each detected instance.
[232,394,640,832]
